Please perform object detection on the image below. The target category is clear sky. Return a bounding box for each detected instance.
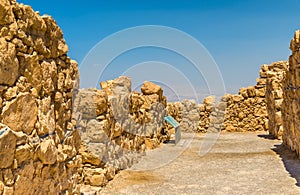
[18,0,300,97]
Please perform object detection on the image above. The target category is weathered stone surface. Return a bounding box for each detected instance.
[0,0,14,25]
[0,181,3,195]
[0,1,80,193]
[0,124,16,168]
[0,38,19,86]
[40,60,57,95]
[3,186,13,195]
[282,30,300,157]
[36,138,57,165]
[19,52,42,93]
[2,93,38,135]
[86,119,109,143]
[15,144,32,164]
[37,96,55,136]
[14,161,35,195]
[141,81,163,101]
[12,130,27,146]
[80,149,101,166]
[112,76,131,95]
[73,89,107,120]
[94,90,108,116]
[3,86,17,100]
[100,80,114,96]
[83,168,107,187]
[266,61,288,139]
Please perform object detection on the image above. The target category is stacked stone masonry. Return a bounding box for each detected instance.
[265,61,288,139]
[0,0,81,194]
[282,30,300,157]
[0,0,171,193]
[166,96,215,133]
[2,0,300,193]
[73,77,169,190]
[167,64,270,133]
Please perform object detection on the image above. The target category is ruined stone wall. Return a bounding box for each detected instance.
[167,65,270,133]
[166,96,215,133]
[222,65,269,132]
[74,77,168,189]
[282,30,300,157]
[0,0,81,194]
[265,61,288,139]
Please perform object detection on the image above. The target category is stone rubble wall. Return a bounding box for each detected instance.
[2,0,300,193]
[74,77,168,189]
[0,0,81,194]
[167,64,270,133]
[0,1,170,193]
[166,96,215,133]
[265,61,288,139]
[282,30,300,157]
[222,64,269,132]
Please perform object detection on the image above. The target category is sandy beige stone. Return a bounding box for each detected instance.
[2,93,38,135]
[0,125,16,168]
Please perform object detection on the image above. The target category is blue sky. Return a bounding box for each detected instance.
[18,0,300,96]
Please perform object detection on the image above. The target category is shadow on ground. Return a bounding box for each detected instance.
[272,144,300,187]
[257,133,277,140]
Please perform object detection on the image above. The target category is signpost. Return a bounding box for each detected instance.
[164,116,181,144]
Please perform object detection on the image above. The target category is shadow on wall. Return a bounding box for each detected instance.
[272,144,300,187]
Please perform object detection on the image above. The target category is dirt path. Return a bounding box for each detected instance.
[98,132,300,194]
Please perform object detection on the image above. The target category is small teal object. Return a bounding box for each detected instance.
[164,116,181,144]
[164,116,179,128]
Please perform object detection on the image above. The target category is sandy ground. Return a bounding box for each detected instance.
[88,131,300,194]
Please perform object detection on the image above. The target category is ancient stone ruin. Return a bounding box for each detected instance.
[74,76,169,190]
[0,0,300,194]
[0,0,80,194]
[282,30,300,157]
[266,61,288,139]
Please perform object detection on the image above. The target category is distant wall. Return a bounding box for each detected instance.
[167,64,270,133]
[166,96,214,133]
[282,30,300,157]
[0,0,80,194]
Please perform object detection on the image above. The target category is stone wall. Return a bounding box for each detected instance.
[265,61,288,139]
[166,64,269,133]
[222,65,268,132]
[166,96,215,133]
[0,1,170,193]
[282,30,300,157]
[74,77,168,189]
[0,0,80,194]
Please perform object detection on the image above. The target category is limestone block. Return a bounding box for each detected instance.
[2,93,38,135]
[0,38,19,85]
[0,0,14,25]
[141,81,163,101]
[0,125,16,168]
[36,138,58,165]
